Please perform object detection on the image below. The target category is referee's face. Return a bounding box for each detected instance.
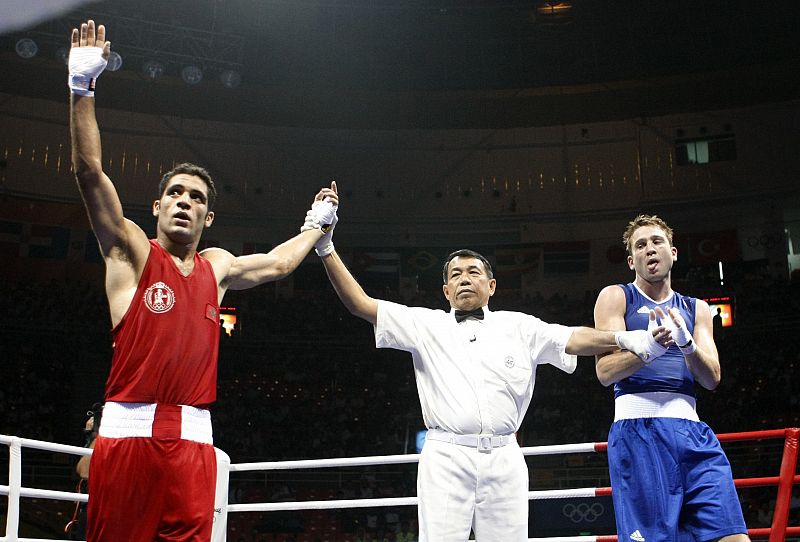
[443,256,496,311]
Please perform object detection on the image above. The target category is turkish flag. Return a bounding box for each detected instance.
[687,230,740,264]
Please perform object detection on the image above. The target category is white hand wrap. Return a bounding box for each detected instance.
[615,323,668,365]
[664,310,696,354]
[300,210,318,232]
[314,213,337,257]
[68,47,108,97]
[300,199,338,256]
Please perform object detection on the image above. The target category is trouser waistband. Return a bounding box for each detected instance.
[614,392,699,422]
[426,429,515,453]
[98,401,213,444]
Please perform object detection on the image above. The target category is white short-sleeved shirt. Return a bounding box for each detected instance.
[375,300,576,436]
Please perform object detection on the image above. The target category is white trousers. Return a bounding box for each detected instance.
[417,438,529,542]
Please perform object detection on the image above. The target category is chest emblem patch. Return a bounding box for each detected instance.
[504,356,515,368]
[144,281,176,313]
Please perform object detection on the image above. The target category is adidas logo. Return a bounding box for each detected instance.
[637,306,651,314]
[629,530,645,541]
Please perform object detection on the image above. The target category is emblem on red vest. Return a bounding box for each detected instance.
[144,281,176,313]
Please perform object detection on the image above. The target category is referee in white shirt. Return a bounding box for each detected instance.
[316,204,664,541]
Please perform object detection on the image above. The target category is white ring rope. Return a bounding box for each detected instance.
[229,496,420,513]
[519,443,599,456]
[0,485,88,503]
[528,488,599,500]
[226,487,601,513]
[0,435,92,457]
[231,441,600,472]
[1,437,604,529]
[231,452,421,472]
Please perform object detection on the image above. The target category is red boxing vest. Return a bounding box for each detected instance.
[105,240,220,407]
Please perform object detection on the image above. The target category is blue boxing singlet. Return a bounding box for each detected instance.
[613,283,698,399]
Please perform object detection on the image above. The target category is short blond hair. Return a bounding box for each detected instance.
[623,214,674,254]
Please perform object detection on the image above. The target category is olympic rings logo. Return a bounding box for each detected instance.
[562,502,605,523]
[747,234,782,249]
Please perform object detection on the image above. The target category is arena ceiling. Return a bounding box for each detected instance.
[2,0,799,129]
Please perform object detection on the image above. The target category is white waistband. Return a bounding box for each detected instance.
[98,401,213,444]
[426,429,515,452]
[614,392,699,422]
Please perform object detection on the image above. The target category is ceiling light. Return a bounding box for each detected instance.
[142,60,165,80]
[106,51,123,72]
[15,38,38,59]
[181,65,203,85]
[220,69,241,89]
[536,1,573,15]
[55,47,69,65]
[534,1,574,24]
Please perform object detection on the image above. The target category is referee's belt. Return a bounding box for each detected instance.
[426,428,515,453]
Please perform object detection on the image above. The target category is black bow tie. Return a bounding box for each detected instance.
[454,308,484,323]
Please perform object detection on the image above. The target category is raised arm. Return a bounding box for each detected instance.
[69,20,151,326]
[320,250,379,324]
[206,182,338,296]
[70,20,136,255]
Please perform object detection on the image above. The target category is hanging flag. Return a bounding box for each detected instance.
[495,245,542,274]
[495,245,542,288]
[351,249,400,290]
[401,248,451,291]
[686,230,740,264]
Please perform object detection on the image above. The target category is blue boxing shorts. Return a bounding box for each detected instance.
[607,417,748,542]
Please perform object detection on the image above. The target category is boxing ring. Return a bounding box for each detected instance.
[1,428,798,542]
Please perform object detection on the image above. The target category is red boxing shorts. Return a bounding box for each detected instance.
[87,403,217,542]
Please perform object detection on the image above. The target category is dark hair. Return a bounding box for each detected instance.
[442,249,494,283]
[158,163,217,210]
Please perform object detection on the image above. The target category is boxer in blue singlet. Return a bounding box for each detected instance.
[594,215,750,542]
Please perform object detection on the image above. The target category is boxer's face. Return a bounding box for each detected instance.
[153,174,214,243]
[627,225,677,283]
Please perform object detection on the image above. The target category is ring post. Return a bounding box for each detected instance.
[769,427,799,542]
[4,437,22,542]
[211,448,231,542]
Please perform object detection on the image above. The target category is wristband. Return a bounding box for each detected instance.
[300,210,320,232]
[679,339,697,355]
[315,211,337,256]
[315,241,334,257]
[69,74,97,97]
